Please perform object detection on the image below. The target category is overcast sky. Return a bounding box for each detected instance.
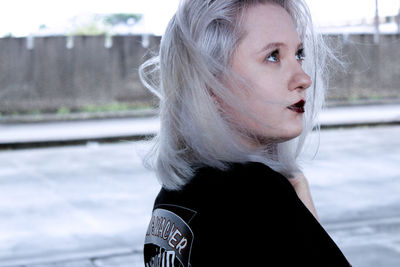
[1,0,399,36]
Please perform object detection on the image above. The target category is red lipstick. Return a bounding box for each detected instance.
[287,100,305,113]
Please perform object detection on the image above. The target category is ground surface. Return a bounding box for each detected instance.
[1,125,399,266]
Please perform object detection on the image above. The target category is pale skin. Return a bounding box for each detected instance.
[289,172,319,221]
[229,3,319,220]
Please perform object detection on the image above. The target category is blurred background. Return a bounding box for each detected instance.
[0,1,399,267]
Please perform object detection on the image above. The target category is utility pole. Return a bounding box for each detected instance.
[397,0,400,33]
[374,0,380,43]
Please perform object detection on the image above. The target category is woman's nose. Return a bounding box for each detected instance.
[289,67,312,92]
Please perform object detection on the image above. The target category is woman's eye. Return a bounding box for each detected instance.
[266,50,279,62]
[296,48,306,61]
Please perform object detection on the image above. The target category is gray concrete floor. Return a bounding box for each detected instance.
[1,104,400,146]
[1,126,400,266]
[302,126,400,266]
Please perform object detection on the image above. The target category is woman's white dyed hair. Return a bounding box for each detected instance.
[140,0,337,190]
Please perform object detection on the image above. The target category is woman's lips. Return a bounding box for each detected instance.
[287,100,305,113]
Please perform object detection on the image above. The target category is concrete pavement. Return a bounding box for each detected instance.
[0,104,400,149]
[319,104,400,127]
[0,141,158,267]
[0,117,159,149]
[1,104,400,266]
[1,127,400,266]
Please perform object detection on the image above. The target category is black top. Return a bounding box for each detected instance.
[144,162,350,266]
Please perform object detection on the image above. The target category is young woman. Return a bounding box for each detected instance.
[140,0,350,266]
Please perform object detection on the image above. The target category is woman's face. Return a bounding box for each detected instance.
[228,3,312,144]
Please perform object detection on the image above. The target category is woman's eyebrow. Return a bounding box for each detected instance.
[258,41,304,53]
[259,42,284,53]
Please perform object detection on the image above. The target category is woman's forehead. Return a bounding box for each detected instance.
[239,3,301,51]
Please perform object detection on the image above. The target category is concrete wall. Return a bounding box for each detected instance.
[0,35,160,114]
[327,34,400,102]
[0,34,399,114]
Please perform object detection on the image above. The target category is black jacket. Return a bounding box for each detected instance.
[144,162,350,266]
